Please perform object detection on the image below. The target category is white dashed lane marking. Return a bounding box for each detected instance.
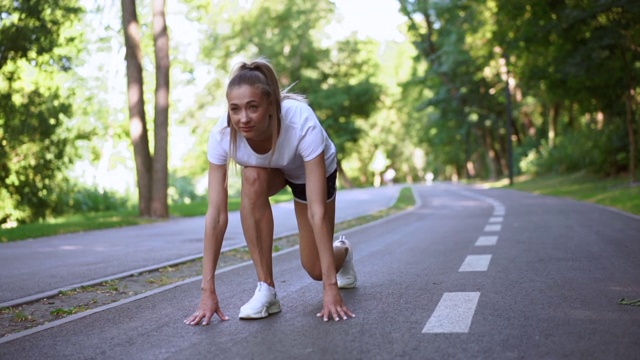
[423,189,504,334]
[459,254,492,272]
[475,235,498,246]
[422,292,481,333]
[484,224,502,232]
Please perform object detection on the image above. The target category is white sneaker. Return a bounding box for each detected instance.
[335,236,357,289]
[238,282,281,319]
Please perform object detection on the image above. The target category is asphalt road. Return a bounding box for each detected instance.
[1,183,639,359]
[0,186,401,307]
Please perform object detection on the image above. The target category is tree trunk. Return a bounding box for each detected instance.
[122,0,152,217]
[336,159,353,189]
[151,0,170,218]
[482,127,498,180]
[548,102,559,149]
[625,91,637,183]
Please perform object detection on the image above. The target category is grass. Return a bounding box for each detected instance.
[485,172,640,216]
[0,209,157,243]
[1,188,294,243]
[395,186,417,209]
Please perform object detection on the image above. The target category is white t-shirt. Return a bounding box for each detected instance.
[207,99,337,184]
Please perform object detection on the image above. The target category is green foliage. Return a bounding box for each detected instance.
[0,1,85,225]
[60,185,131,214]
[309,37,383,160]
[167,173,204,205]
[399,0,640,181]
[521,122,629,176]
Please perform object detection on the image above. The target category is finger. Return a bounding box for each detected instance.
[191,313,205,326]
[216,309,229,321]
[201,313,212,326]
[340,306,355,320]
[185,316,196,325]
[184,313,199,325]
[337,308,348,320]
[332,309,341,322]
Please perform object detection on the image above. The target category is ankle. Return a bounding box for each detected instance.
[258,281,276,291]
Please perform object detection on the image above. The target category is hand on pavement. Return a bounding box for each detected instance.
[316,284,355,322]
[184,290,229,326]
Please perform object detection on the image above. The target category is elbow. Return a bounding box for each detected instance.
[206,209,228,229]
[306,206,326,227]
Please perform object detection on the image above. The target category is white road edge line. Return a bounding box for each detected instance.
[422,292,481,333]
[459,254,492,272]
[488,217,503,223]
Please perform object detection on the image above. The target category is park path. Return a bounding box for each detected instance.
[0,186,402,307]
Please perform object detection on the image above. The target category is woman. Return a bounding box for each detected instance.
[184,58,357,326]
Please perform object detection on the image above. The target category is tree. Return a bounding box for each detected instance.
[121,0,170,217]
[309,37,382,187]
[0,0,84,225]
[399,0,508,180]
[494,0,640,181]
[398,0,639,181]
[151,0,170,217]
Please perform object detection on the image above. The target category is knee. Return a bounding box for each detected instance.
[301,260,322,281]
[241,167,269,197]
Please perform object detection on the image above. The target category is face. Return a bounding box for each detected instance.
[227,85,272,142]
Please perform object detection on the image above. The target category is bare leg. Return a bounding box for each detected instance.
[294,197,347,280]
[240,167,286,288]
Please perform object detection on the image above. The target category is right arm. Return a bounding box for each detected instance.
[184,162,229,325]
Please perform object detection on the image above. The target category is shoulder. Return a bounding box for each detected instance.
[210,115,229,138]
[282,98,312,113]
[281,99,318,125]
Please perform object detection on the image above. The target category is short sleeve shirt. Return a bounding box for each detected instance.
[207,99,337,184]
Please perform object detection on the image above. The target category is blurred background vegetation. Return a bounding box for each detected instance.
[1,0,639,234]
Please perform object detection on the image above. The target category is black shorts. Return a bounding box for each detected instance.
[285,168,338,203]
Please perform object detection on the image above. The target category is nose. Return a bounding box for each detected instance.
[239,109,249,123]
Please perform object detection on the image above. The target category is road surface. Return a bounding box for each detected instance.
[1,183,639,359]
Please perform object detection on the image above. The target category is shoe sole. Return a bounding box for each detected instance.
[238,302,281,320]
[338,279,357,289]
[335,238,357,289]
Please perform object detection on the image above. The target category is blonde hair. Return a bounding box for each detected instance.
[225,58,306,165]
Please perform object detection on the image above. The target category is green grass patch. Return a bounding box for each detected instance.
[50,305,88,317]
[490,172,640,216]
[1,188,295,243]
[395,186,416,209]
[1,209,157,243]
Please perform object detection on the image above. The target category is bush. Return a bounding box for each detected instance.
[520,122,628,176]
[57,186,131,214]
[168,174,206,205]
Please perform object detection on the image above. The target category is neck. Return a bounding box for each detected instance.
[247,137,272,154]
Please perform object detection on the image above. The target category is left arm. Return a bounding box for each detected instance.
[304,153,353,321]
